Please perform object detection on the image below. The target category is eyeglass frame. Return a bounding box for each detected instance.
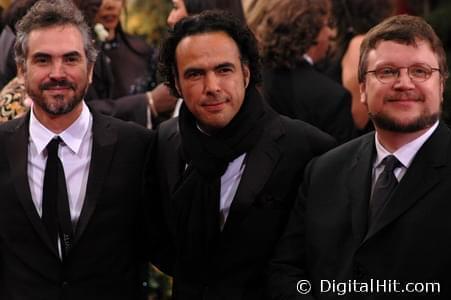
[364,64,441,84]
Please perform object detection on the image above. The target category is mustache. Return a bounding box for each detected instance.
[201,94,229,105]
[40,80,76,91]
[384,91,424,102]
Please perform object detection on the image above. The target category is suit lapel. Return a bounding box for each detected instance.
[73,113,117,244]
[161,120,185,195]
[222,116,282,234]
[346,134,375,246]
[364,123,449,242]
[5,115,59,257]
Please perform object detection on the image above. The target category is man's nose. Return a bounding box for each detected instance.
[48,61,66,80]
[204,72,221,94]
[393,68,415,89]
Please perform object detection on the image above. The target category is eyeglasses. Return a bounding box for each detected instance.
[365,64,441,84]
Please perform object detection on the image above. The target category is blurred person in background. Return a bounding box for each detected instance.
[75,0,177,127]
[323,0,395,132]
[243,0,276,36]
[167,0,246,28]
[258,0,355,144]
[0,0,38,88]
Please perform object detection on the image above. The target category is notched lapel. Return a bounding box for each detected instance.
[5,116,59,257]
[364,124,449,242]
[347,136,374,246]
[74,115,117,244]
[165,124,185,196]
[222,118,282,234]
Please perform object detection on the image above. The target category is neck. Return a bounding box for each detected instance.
[33,103,83,134]
[106,27,116,41]
[375,126,431,152]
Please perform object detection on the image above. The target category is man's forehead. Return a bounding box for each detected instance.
[27,25,86,57]
[368,39,438,63]
[176,31,241,63]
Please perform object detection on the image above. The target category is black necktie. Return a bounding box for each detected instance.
[42,137,73,258]
[369,155,402,226]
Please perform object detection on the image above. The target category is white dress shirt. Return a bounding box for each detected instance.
[27,102,93,227]
[371,121,439,194]
[220,153,246,230]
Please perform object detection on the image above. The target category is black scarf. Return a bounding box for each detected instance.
[172,86,269,282]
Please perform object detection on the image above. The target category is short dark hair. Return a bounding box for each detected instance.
[14,0,97,70]
[358,14,448,84]
[159,10,261,98]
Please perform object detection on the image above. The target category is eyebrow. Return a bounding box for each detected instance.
[31,51,82,59]
[183,62,236,75]
[215,62,235,70]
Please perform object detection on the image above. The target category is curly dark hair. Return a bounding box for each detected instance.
[257,0,329,69]
[159,10,261,98]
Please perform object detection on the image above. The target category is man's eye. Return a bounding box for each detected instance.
[34,57,49,64]
[186,71,201,79]
[410,66,429,78]
[218,67,232,74]
[65,56,80,64]
[377,67,397,78]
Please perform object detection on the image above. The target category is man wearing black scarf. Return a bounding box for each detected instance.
[151,10,336,300]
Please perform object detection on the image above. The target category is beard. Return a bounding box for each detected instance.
[368,91,440,132]
[27,78,88,116]
[369,110,440,132]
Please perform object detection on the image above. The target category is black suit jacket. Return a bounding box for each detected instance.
[262,61,356,144]
[269,123,451,299]
[0,109,154,300]
[154,113,335,300]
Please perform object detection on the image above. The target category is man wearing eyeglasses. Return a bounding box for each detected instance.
[269,15,451,299]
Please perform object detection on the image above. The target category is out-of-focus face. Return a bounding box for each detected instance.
[167,0,188,29]
[306,15,335,63]
[94,0,123,35]
[74,0,102,25]
[175,31,250,133]
[18,25,93,121]
[360,39,443,134]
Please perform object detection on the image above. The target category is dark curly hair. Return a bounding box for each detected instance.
[159,10,261,98]
[257,0,329,69]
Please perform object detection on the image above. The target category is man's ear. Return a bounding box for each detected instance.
[16,63,25,80]
[359,82,367,106]
[87,63,94,84]
[175,77,182,98]
[242,64,250,88]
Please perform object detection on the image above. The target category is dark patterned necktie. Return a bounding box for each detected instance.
[42,137,73,258]
[369,155,402,226]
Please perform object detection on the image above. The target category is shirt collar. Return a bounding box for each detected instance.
[29,102,92,155]
[374,121,439,169]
